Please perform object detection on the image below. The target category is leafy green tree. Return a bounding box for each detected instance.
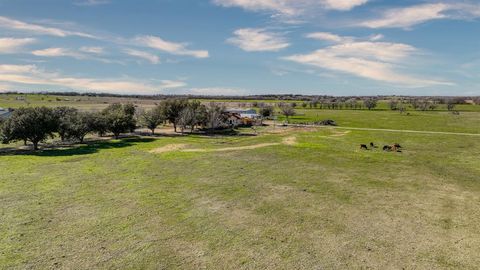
[364,98,378,110]
[259,105,274,118]
[1,107,58,150]
[65,112,96,143]
[90,112,109,137]
[160,99,188,132]
[54,107,78,141]
[141,106,164,135]
[102,103,137,139]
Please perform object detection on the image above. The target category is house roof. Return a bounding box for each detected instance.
[225,112,242,119]
[226,108,257,114]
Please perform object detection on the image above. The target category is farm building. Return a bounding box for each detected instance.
[225,112,243,127]
[224,110,260,127]
[225,108,260,119]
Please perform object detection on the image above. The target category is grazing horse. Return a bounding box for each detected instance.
[393,143,402,148]
[360,144,368,150]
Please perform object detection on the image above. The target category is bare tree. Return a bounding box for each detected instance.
[279,103,296,123]
[204,103,227,131]
[389,99,399,110]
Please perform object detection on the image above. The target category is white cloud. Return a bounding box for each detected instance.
[213,0,296,16]
[124,49,160,64]
[160,80,187,89]
[0,64,38,74]
[32,47,86,59]
[0,38,36,54]
[360,3,480,29]
[79,46,105,54]
[306,32,354,43]
[74,0,110,6]
[284,33,452,87]
[369,34,384,41]
[322,0,368,11]
[135,35,209,59]
[212,0,368,18]
[227,28,290,52]
[0,64,185,94]
[0,16,95,38]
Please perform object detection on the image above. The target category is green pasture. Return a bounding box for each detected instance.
[1,123,479,269]
[280,109,480,134]
[1,94,480,269]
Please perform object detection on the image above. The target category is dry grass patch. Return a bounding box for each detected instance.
[149,144,188,154]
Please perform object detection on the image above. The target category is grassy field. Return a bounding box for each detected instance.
[281,109,480,134]
[1,105,480,269]
[2,93,480,112]
[1,94,480,268]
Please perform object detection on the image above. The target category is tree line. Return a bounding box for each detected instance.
[0,100,233,150]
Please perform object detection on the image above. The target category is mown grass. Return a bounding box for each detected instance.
[1,114,479,269]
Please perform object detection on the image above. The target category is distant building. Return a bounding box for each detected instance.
[225,108,260,119]
[0,107,13,120]
[225,112,243,127]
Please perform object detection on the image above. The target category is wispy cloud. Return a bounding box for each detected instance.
[306,32,354,43]
[74,0,110,6]
[124,48,160,64]
[0,64,186,94]
[79,46,105,54]
[212,0,368,18]
[359,3,480,29]
[227,28,290,52]
[322,0,368,11]
[0,16,96,38]
[0,37,36,54]
[134,35,209,59]
[32,47,86,59]
[284,33,453,87]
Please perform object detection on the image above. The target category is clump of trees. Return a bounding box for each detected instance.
[0,99,242,150]
[102,103,136,139]
[0,103,138,150]
[364,98,378,110]
[259,105,274,119]
[1,107,61,150]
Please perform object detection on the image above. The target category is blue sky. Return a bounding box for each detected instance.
[0,0,479,96]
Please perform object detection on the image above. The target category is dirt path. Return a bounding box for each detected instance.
[287,124,480,137]
[150,136,298,154]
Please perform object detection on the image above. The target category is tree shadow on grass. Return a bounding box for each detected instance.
[0,137,156,157]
